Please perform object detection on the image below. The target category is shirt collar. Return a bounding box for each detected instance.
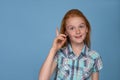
[68,43,86,56]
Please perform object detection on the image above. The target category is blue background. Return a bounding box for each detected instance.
[0,0,120,80]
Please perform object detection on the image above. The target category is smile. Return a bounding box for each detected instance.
[75,35,82,38]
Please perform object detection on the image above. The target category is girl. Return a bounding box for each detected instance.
[39,9,103,80]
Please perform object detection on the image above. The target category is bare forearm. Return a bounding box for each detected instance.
[39,29,67,80]
[91,72,99,80]
[39,48,57,80]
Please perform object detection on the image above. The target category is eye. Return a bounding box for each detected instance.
[69,26,75,30]
[79,25,84,28]
[70,27,74,30]
[79,24,86,28]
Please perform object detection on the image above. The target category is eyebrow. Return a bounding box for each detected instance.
[67,23,86,27]
[66,25,75,28]
[80,23,86,25]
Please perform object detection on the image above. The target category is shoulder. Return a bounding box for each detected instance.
[56,46,68,56]
[86,48,101,60]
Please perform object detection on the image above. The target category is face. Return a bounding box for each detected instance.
[65,17,88,45]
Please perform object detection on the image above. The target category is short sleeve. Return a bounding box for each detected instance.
[92,55,103,72]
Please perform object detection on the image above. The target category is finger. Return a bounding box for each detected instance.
[59,34,67,38]
[56,27,59,36]
[57,36,66,41]
[60,37,67,45]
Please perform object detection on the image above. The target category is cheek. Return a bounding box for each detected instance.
[67,32,74,37]
[82,29,88,35]
[82,32,88,39]
[66,33,74,40]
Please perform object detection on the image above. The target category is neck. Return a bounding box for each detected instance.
[70,42,84,56]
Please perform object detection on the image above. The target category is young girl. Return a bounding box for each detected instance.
[39,9,103,80]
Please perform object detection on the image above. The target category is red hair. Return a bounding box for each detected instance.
[60,9,91,48]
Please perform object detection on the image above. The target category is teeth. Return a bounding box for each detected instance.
[75,36,82,38]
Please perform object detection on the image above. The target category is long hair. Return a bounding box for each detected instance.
[60,9,91,48]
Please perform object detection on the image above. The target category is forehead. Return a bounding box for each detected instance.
[66,17,86,26]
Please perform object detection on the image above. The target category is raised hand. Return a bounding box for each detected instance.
[52,27,67,51]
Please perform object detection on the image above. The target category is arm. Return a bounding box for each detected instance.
[39,28,67,80]
[91,72,99,80]
[39,48,57,80]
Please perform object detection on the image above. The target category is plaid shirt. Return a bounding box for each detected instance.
[54,44,103,80]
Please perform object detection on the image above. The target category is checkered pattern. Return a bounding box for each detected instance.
[54,44,103,80]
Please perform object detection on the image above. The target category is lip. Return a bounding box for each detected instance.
[75,35,82,38]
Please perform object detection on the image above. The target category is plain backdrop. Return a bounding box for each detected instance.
[0,0,120,80]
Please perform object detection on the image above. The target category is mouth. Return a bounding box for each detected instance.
[75,35,82,39]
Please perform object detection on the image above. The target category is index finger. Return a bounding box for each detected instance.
[56,27,59,36]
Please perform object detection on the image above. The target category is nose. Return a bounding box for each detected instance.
[76,28,80,34]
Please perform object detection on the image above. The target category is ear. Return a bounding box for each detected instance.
[86,27,88,33]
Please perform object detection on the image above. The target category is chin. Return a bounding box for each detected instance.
[76,42,83,44]
[70,38,84,44]
[76,39,84,43]
[73,40,83,44]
